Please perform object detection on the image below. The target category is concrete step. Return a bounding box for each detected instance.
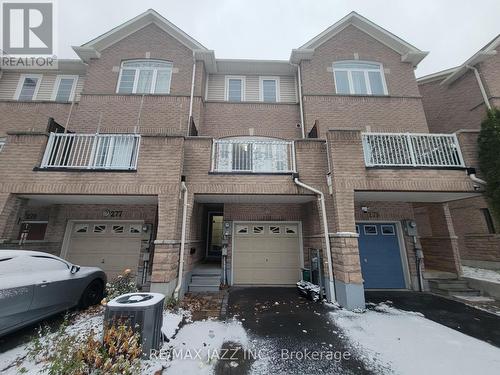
[189,284,220,293]
[431,287,480,297]
[191,275,221,284]
[428,280,470,289]
[424,270,457,280]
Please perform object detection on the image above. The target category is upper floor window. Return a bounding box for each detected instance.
[117,60,172,95]
[225,76,245,102]
[332,61,387,96]
[260,77,280,102]
[52,75,78,102]
[0,137,5,153]
[15,74,42,101]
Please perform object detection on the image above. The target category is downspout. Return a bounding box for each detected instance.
[187,52,196,136]
[291,63,306,138]
[466,168,487,186]
[466,65,491,110]
[174,179,188,300]
[293,177,336,302]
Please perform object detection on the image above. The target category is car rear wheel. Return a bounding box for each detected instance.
[80,279,104,308]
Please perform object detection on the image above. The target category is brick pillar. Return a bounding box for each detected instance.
[0,193,22,244]
[327,190,365,309]
[150,192,182,296]
[417,202,462,275]
[150,190,196,298]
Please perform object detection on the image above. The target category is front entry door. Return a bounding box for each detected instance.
[207,213,223,257]
[357,222,406,289]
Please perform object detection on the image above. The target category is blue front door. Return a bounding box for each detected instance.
[357,222,406,289]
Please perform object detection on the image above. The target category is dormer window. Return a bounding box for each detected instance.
[332,61,387,95]
[117,60,172,94]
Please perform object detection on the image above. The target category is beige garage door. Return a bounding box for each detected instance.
[66,221,143,279]
[233,222,301,285]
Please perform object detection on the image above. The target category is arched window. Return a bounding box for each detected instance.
[332,61,387,95]
[117,59,172,94]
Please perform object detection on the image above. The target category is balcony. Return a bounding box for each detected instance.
[211,138,296,173]
[362,133,465,168]
[40,133,140,170]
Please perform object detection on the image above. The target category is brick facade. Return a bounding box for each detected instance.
[0,10,486,308]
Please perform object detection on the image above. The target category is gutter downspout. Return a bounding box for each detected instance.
[291,63,306,138]
[469,173,487,186]
[174,180,188,300]
[293,177,336,302]
[466,65,491,110]
[187,53,196,135]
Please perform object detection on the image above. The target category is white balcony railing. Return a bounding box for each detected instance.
[212,138,296,173]
[40,133,141,170]
[362,133,465,168]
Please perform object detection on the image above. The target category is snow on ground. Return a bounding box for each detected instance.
[462,266,500,284]
[160,319,249,374]
[330,302,500,375]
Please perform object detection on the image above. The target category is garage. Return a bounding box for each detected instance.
[232,222,301,285]
[63,221,144,279]
[357,222,407,289]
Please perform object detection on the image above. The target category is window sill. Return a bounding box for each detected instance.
[209,171,295,175]
[33,167,137,173]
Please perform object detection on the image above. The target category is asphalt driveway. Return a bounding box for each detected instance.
[219,287,374,375]
[365,291,500,348]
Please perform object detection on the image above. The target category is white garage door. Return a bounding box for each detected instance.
[65,221,143,279]
[233,222,301,285]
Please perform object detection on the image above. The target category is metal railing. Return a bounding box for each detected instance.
[40,133,141,170]
[212,138,296,173]
[362,133,465,168]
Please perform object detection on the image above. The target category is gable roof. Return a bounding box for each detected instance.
[416,67,458,85]
[290,11,428,66]
[72,9,214,64]
[438,34,500,85]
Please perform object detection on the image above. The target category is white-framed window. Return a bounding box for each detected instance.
[14,74,42,101]
[112,225,124,234]
[332,61,387,96]
[236,225,249,234]
[52,75,78,102]
[129,224,142,234]
[269,225,281,234]
[117,59,173,94]
[259,76,280,102]
[364,225,378,235]
[225,76,245,102]
[253,226,264,234]
[74,224,89,233]
[0,137,5,153]
[381,225,395,236]
[285,225,297,234]
[93,224,107,233]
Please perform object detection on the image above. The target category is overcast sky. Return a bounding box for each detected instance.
[57,0,500,77]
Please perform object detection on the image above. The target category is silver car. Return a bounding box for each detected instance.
[0,250,106,337]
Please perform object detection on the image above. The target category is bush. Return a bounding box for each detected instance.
[27,317,142,375]
[105,269,138,301]
[478,108,500,224]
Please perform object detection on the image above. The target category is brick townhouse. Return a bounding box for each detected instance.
[418,36,500,271]
[0,10,484,309]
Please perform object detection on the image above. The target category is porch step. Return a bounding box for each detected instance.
[189,284,221,293]
[428,278,481,297]
[191,275,221,285]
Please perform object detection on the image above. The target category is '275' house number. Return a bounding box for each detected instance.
[103,209,123,218]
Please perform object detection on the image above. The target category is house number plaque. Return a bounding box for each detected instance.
[103,209,123,218]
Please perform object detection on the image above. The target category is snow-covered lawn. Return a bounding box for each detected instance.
[330,302,500,375]
[462,266,500,284]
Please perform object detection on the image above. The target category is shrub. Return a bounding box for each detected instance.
[105,269,138,301]
[478,108,500,224]
[27,317,142,375]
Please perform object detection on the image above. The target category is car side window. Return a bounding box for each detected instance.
[29,256,69,271]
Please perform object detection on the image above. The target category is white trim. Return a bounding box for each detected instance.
[51,75,79,102]
[356,220,411,289]
[116,59,173,95]
[14,74,42,101]
[332,60,388,95]
[259,76,280,102]
[230,220,303,286]
[224,75,246,102]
